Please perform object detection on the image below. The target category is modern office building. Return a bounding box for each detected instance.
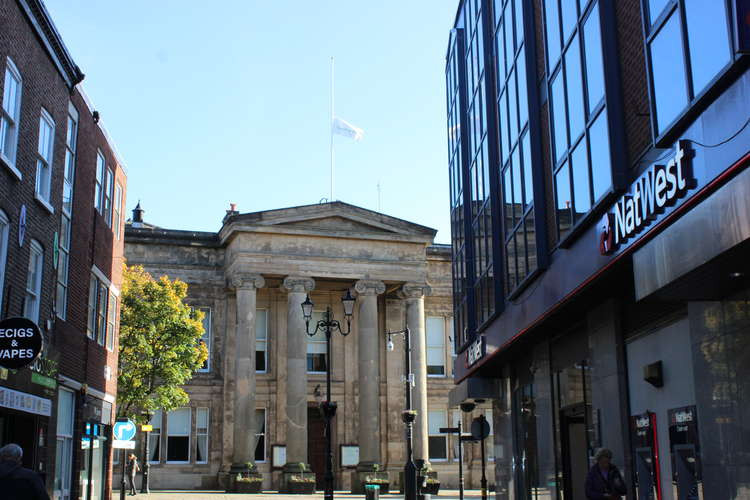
[0,1,127,499]
[122,201,495,492]
[446,0,750,499]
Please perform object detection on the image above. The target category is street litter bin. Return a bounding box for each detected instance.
[365,484,380,500]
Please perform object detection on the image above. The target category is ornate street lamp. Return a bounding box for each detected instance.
[386,327,417,500]
[302,290,356,500]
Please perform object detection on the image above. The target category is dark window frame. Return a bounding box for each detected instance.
[641,0,736,145]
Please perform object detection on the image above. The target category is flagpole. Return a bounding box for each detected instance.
[330,56,334,202]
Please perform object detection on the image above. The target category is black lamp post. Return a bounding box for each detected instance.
[141,411,152,494]
[386,327,417,500]
[301,290,356,500]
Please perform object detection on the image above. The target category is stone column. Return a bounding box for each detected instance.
[400,282,432,463]
[229,273,265,472]
[281,276,315,477]
[354,279,386,468]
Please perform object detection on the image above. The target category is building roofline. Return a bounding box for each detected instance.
[75,86,128,175]
[17,0,84,88]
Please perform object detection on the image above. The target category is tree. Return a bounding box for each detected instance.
[117,264,208,422]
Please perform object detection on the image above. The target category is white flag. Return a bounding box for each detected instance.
[332,117,364,141]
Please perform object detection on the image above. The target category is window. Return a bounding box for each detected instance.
[255,409,266,462]
[428,410,448,461]
[54,388,75,500]
[56,104,78,320]
[256,309,268,373]
[645,0,731,135]
[0,210,8,313]
[426,316,446,376]
[148,411,162,463]
[166,408,190,463]
[96,282,108,346]
[87,273,112,346]
[198,308,211,372]
[35,109,55,206]
[545,0,612,241]
[94,151,105,213]
[24,240,44,323]
[196,408,209,464]
[497,0,540,294]
[106,293,116,351]
[0,57,22,173]
[307,311,327,373]
[87,275,97,339]
[113,183,123,239]
[104,169,114,227]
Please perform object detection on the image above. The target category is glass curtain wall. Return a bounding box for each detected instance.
[544,0,612,241]
[494,0,537,294]
[644,0,732,136]
[447,25,472,348]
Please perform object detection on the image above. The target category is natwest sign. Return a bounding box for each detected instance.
[599,141,693,254]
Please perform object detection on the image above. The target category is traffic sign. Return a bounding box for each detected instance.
[471,416,490,440]
[141,424,153,432]
[113,419,136,441]
[113,440,136,449]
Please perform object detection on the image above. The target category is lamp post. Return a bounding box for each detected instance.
[140,412,152,494]
[460,402,476,500]
[386,327,417,500]
[301,290,356,500]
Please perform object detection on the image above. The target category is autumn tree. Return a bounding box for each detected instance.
[117,264,207,422]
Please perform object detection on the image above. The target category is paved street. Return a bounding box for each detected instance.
[112,489,487,499]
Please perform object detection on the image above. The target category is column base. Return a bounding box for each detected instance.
[399,469,439,495]
[279,463,316,494]
[351,462,389,494]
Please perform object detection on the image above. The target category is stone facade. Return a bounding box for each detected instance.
[123,202,494,491]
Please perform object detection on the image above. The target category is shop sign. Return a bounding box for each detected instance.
[31,372,56,389]
[0,317,43,369]
[0,386,52,416]
[465,336,485,367]
[30,355,58,389]
[599,141,693,255]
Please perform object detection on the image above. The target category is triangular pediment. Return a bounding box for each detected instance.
[220,201,437,243]
[275,215,396,234]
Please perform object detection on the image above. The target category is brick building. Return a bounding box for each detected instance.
[0,1,126,499]
[445,1,750,499]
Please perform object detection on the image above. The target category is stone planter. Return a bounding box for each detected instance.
[422,481,440,495]
[288,482,316,494]
[235,481,263,493]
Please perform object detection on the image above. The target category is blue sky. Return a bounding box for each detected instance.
[44,1,458,243]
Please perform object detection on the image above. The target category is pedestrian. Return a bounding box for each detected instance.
[585,448,627,500]
[126,453,140,496]
[0,443,50,500]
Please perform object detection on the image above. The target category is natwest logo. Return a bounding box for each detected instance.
[599,141,693,255]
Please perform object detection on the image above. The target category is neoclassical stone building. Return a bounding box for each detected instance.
[122,201,493,491]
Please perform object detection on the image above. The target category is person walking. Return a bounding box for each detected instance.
[585,448,627,500]
[0,443,50,500]
[126,453,140,496]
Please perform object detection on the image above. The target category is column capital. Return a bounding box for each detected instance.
[399,282,432,300]
[228,273,265,290]
[282,276,315,293]
[354,279,385,296]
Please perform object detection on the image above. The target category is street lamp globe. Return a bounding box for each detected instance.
[301,294,314,321]
[341,289,356,318]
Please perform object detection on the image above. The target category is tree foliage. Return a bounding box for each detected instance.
[117,265,208,422]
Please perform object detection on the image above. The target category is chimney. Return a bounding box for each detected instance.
[132,201,144,228]
[223,202,239,224]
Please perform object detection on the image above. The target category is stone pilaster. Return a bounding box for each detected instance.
[400,282,432,464]
[280,275,316,490]
[354,279,385,465]
[228,273,265,474]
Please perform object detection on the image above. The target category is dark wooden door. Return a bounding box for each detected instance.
[307,406,335,490]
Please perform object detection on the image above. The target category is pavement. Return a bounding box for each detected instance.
[112,489,487,499]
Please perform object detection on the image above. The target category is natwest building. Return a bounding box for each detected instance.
[445,0,750,499]
[0,0,126,499]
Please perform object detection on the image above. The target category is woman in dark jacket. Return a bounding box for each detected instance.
[586,448,627,500]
